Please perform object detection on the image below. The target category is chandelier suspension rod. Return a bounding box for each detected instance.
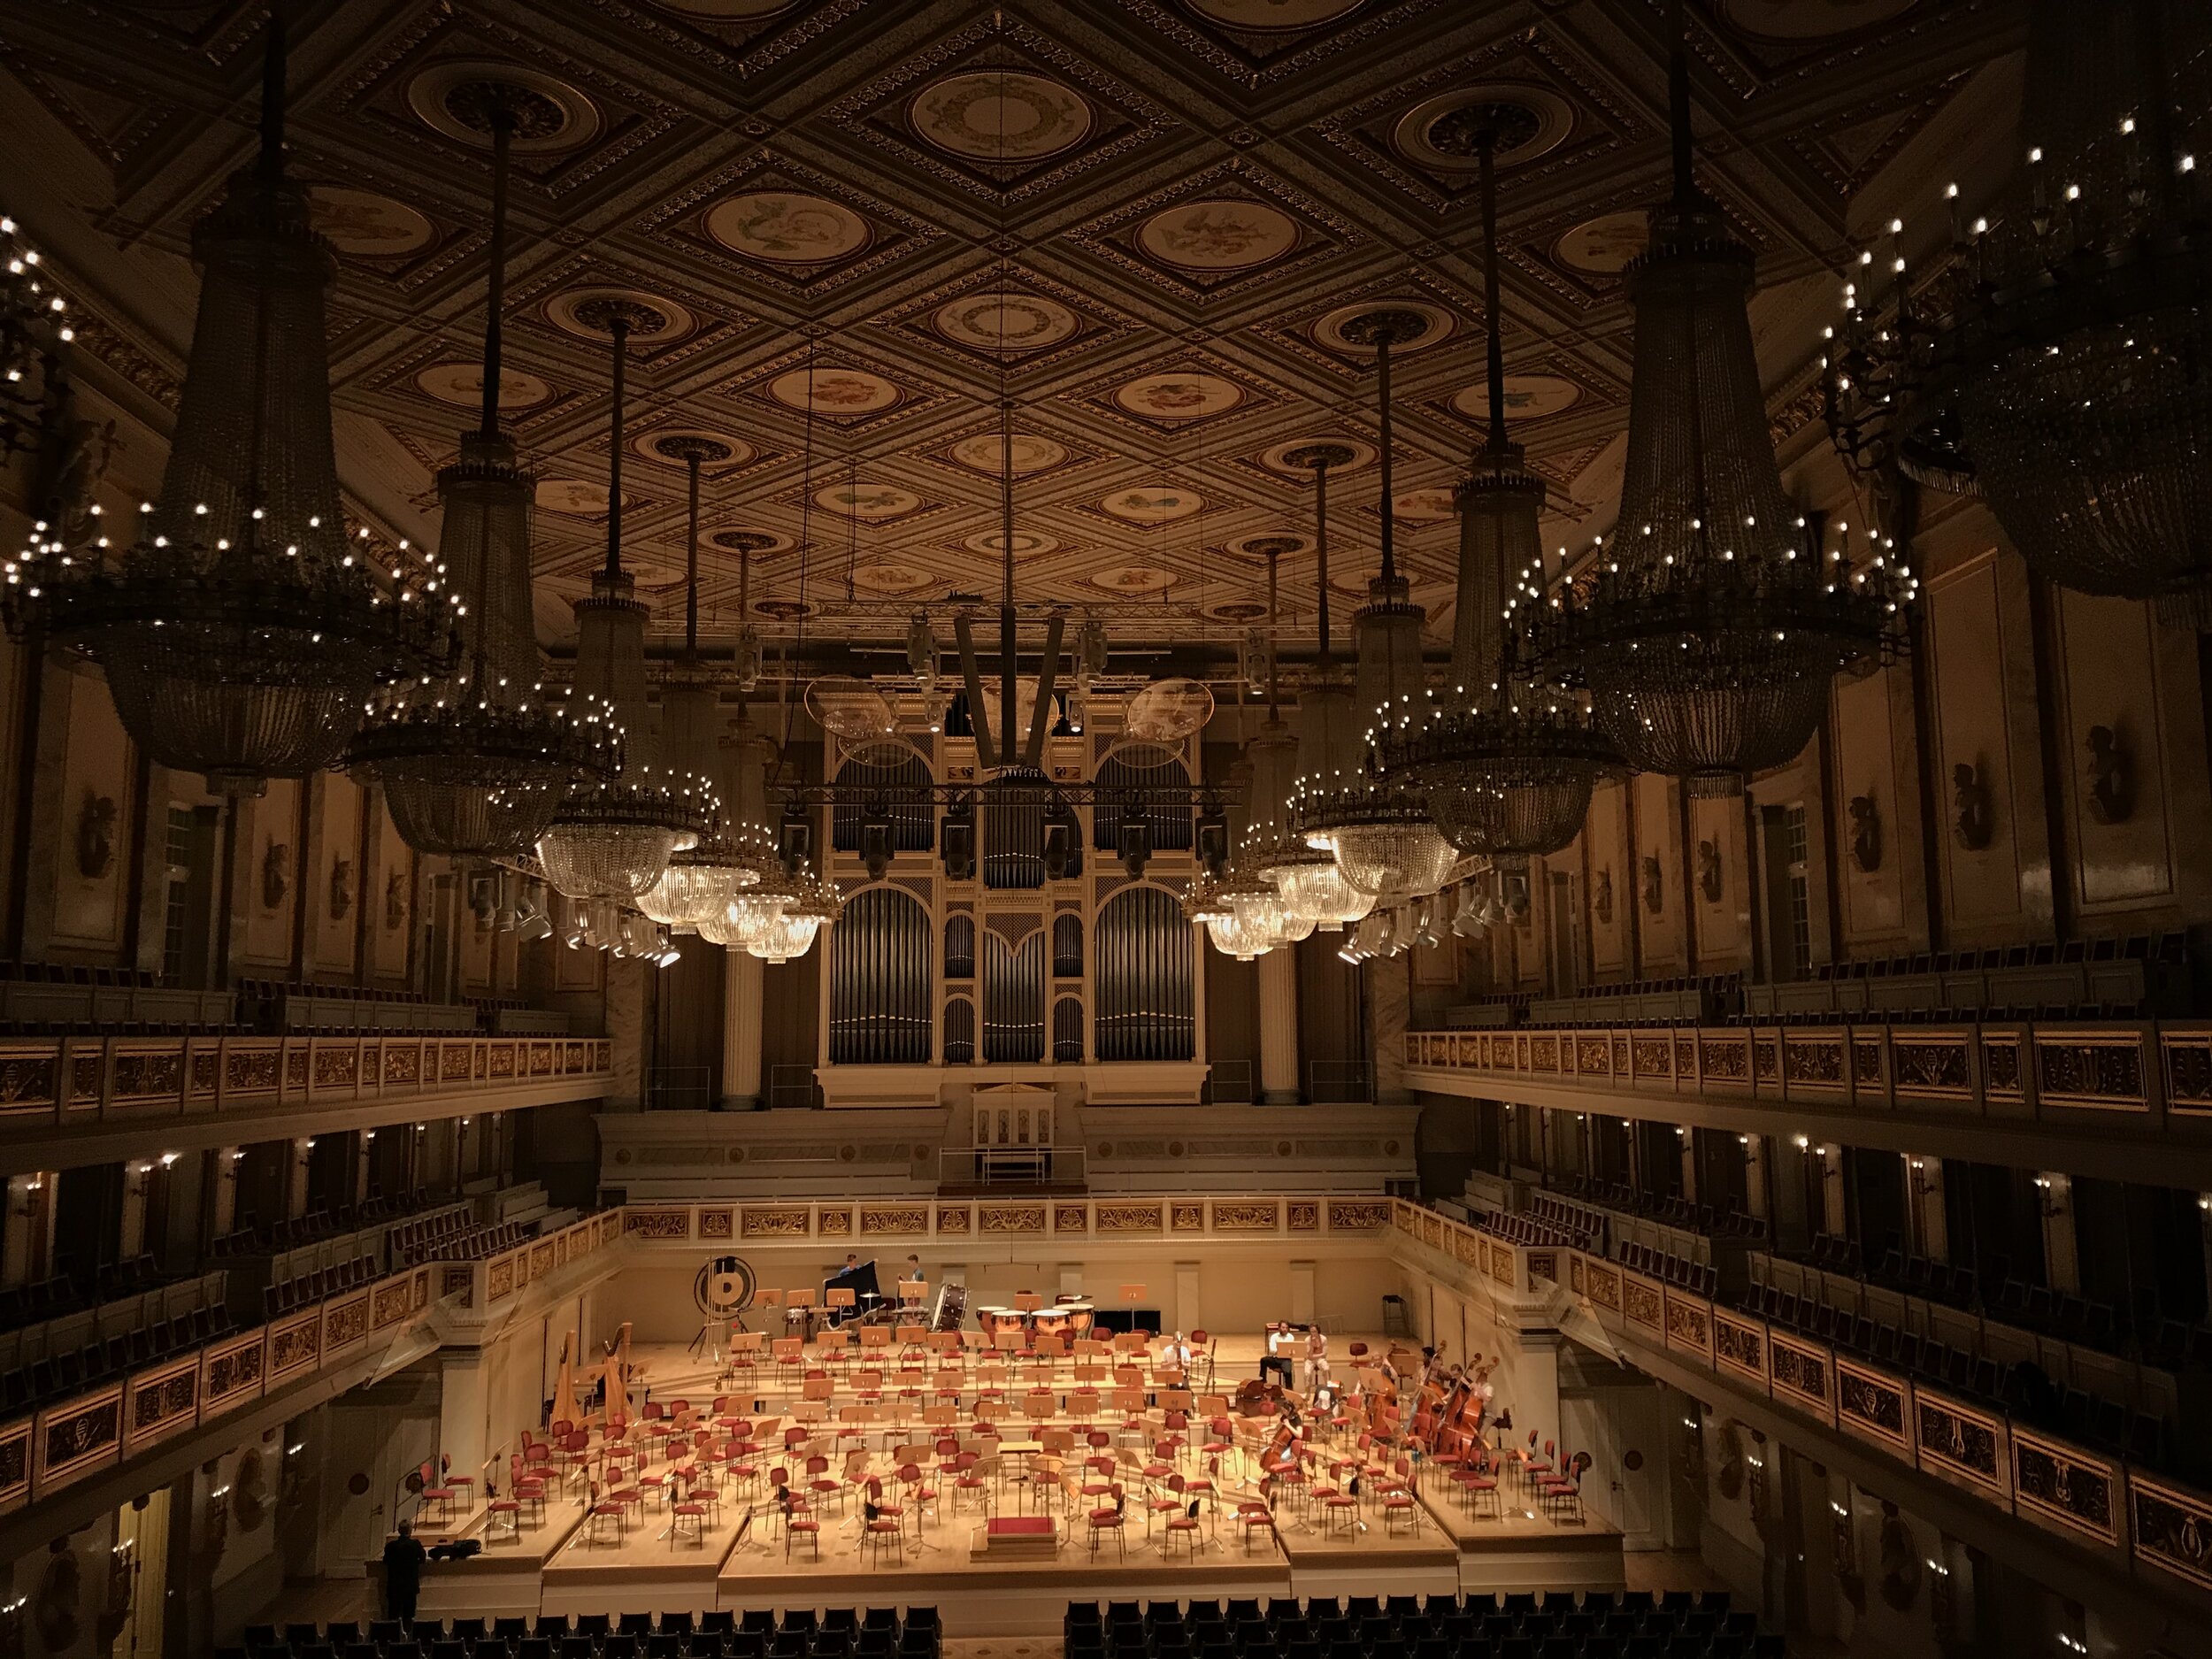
[257,2,287,186]
[467,100,516,689]
[1376,338,1396,586]
[1314,454,1333,666]
[241,6,285,549]
[1667,0,1694,206]
[603,315,630,583]
[1265,543,1280,716]
[1479,134,1507,459]
[684,449,702,664]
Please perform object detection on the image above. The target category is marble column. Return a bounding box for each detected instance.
[118,1161,150,1258]
[1257,947,1300,1102]
[1818,1144,1847,1235]
[721,947,764,1109]
[211,1149,240,1238]
[286,1137,312,1220]
[1368,955,1412,1103]
[1678,1126,1699,1203]
[437,1349,489,1506]
[1741,1134,1768,1221]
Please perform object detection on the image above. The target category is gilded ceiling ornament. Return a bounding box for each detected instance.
[908,72,1092,161]
[704,191,871,265]
[1136,198,1299,272]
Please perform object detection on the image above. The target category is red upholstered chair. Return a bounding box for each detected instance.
[1234,1499,1277,1551]
[1086,1485,1126,1559]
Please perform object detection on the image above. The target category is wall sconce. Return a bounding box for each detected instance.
[1793,1134,1810,1150]
[159,1152,178,1169]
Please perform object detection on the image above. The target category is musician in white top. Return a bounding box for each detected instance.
[1303,1325,1330,1401]
[1157,1331,1194,1371]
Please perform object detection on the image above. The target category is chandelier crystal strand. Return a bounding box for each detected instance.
[1294,313,1455,897]
[349,88,614,856]
[1371,117,1619,875]
[1525,0,1909,794]
[536,305,716,902]
[639,440,760,930]
[1826,2,2212,627]
[6,6,457,795]
[1265,446,1377,933]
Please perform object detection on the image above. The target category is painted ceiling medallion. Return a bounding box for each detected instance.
[536,479,613,515]
[1100,488,1202,525]
[307,187,434,257]
[1555,211,1650,276]
[547,287,695,344]
[964,529,1059,557]
[1390,488,1461,523]
[815,482,923,522]
[408,61,602,154]
[1208,599,1270,621]
[849,562,935,595]
[1450,375,1582,423]
[1136,198,1300,273]
[1090,565,1178,593]
[756,599,813,620]
[1395,85,1572,173]
[705,192,871,265]
[1114,371,1243,424]
[908,72,1092,161]
[712,529,787,555]
[933,291,1079,355]
[1716,0,1915,40]
[949,432,1070,476]
[637,428,752,469]
[767,366,902,416]
[1184,0,1365,31]
[1263,437,1375,476]
[1313,300,1455,356]
[414,362,552,411]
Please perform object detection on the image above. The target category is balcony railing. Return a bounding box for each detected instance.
[1407,1020,2212,1126]
[1386,1197,2212,1613]
[0,1033,613,1154]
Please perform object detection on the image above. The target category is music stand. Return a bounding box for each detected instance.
[827,1286,856,1328]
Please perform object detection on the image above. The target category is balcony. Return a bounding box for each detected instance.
[0,1033,614,1171]
[1406,1021,2212,1183]
[1386,1199,2212,1624]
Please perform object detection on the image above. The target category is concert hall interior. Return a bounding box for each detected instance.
[6,1,2212,1656]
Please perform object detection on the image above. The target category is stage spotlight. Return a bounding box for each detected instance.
[861,810,894,879]
[1118,820,1151,878]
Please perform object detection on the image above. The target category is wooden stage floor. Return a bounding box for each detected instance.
[397,1338,1622,1634]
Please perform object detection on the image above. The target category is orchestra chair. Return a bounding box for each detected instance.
[1234,1499,1277,1552]
[861,1477,907,1565]
[1086,1484,1127,1559]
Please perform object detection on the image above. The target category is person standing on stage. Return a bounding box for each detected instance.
[380,1520,426,1625]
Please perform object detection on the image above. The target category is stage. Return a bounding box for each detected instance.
[382,1334,1623,1634]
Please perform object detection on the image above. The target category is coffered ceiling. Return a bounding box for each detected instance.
[0,0,2026,663]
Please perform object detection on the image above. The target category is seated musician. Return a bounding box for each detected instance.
[1303,1325,1330,1400]
[1157,1330,1193,1371]
[1259,1322,1294,1386]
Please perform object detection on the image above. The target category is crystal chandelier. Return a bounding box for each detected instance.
[1825,2,2212,627]
[1525,8,1909,794]
[0,215,73,464]
[536,304,716,901]
[1286,315,1455,898]
[5,13,455,795]
[637,439,764,929]
[349,92,612,856]
[745,871,842,964]
[1371,117,1618,869]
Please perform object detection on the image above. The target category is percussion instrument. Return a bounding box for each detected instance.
[1032,1306,1072,1336]
[1057,1300,1095,1333]
[979,1307,1023,1340]
[930,1281,970,1333]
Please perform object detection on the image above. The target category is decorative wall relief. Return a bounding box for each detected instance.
[1696,839,1723,902]
[74,788,117,879]
[1951,762,1993,850]
[1847,794,1883,872]
[329,858,354,921]
[260,841,290,910]
[383,872,406,930]
[1640,854,1663,915]
[1593,869,1613,924]
[2084,724,2134,824]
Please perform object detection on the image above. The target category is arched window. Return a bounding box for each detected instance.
[1092,743,1194,852]
[1052,996,1084,1064]
[826,887,933,1064]
[983,928,1046,1064]
[1051,913,1084,979]
[832,749,934,852]
[1094,886,1195,1061]
[943,913,976,979]
[944,997,976,1065]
